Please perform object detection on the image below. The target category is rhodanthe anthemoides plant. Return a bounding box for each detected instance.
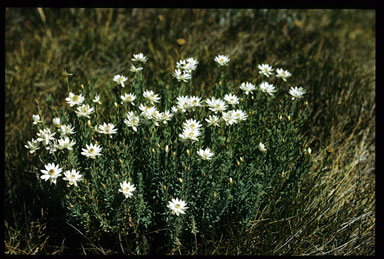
[25,52,312,254]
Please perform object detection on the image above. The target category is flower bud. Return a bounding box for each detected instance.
[157,143,161,149]
[163,185,167,191]
[165,145,169,153]
[288,115,291,121]
[279,115,283,121]
[152,148,155,153]
[87,120,91,127]
[178,178,183,183]
[239,157,244,163]
[172,151,176,156]
[229,177,233,186]
[186,149,190,156]
[114,102,118,108]
[236,160,240,166]
[52,117,61,127]
[251,95,254,100]
[213,192,217,198]
[307,147,312,155]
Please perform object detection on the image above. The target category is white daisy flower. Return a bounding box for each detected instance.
[57,136,76,150]
[224,93,239,106]
[167,198,188,216]
[46,138,59,154]
[52,117,61,127]
[25,138,40,154]
[214,55,230,66]
[276,68,292,81]
[40,163,62,185]
[93,95,102,105]
[113,74,128,88]
[119,181,136,198]
[81,143,102,159]
[139,104,159,121]
[179,127,201,142]
[259,81,277,96]
[75,104,95,118]
[65,92,85,107]
[97,123,118,136]
[232,109,248,123]
[205,114,220,127]
[130,64,143,73]
[222,110,237,126]
[258,64,274,77]
[186,57,199,67]
[121,93,136,105]
[240,82,256,95]
[197,147,214,160]
[171,105,186,114]
[289,86,306,100]
[124,111,140,132]
[63,169,83,186]
[59,124,75,136]
[132,53,148,63]
[148,108,163,126]
[32,114,42,125]
[259,142,267,152]
[158,110,173,124]
[188,96,202,109]
[172,69,192,82]
[143,90,161,104]
[176,58,198,72]
[205,97,227,113]
[183,118,202,131]
[36,128,56,146]
[176,96,190,111]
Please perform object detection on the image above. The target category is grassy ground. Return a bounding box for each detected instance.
[5,8,375,255]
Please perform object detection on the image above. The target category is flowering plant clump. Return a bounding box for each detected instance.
[26,53,311,254]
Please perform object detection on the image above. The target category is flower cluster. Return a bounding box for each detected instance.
[179,118,202,142]
[25,51,311,252]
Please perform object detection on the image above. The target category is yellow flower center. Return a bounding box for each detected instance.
[73,95,79,101]
[71,174,77,179]
[89,148,95,153]
[49,169,55,175]
[175,204,181,209]
[125,187,130,192]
